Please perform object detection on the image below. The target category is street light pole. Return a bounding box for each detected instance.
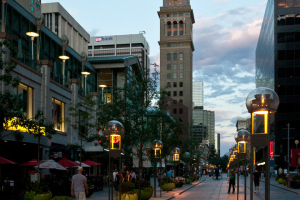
[296,140,299,175]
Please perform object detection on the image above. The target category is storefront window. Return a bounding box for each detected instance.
[52,98,65,132]
[14,83,33,119]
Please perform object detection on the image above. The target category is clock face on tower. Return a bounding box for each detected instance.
[169,0,181,6]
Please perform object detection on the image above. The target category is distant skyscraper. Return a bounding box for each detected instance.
[158,0,195,128]
[193,81,203,107]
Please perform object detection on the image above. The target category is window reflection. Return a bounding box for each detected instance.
[14,83,33,119]
[52,98,65,132]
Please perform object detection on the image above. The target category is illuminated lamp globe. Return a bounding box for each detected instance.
[236,129,250,143]
[184,152,190,159]
[104,120,124,136]
[99,85,107,88]
[81,71,90,75]
[151,140,163,150]
[171,147,181,155]
[59,55,70,60]
[26,32,39,37]
[246,87,279,114]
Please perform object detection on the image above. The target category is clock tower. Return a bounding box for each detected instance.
[158,0,195,137]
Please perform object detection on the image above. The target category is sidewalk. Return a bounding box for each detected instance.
[261,177,299,194]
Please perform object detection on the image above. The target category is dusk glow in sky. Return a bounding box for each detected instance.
[42,0,268,156]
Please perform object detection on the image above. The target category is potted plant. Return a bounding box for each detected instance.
[24,182,52,200]
[290,175,300,189]
[117,182,138,200]
[134,180,153,200]
[160,177,175,191]
[86,180,94,197]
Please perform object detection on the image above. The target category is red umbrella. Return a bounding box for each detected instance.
[57,158,80,168]
[83,160,102,166]
[0,156,17,164]
[19,159,39,166]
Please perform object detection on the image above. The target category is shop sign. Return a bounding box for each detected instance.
[95,37,113,42]
[3,118,45,135]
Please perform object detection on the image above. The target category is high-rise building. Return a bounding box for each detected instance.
[193,81,204,107]
[256,0,300,168]
[42,2,90,54]
[158,0,195,127]
[15,0,41,14]
[193,106,215,146]
[215,133,220,158]
[88,34,150,72]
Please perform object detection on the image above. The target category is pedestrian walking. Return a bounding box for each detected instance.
[167,169,172,178]
[203,170,206,177]
[215,168,220,180]
[71,167,88,200]
[253,168,261,194]
[124,170,131,182]
[130,170,136,183]
[115,170,123,191]
[228,169,235,194]
[284,168,288,174]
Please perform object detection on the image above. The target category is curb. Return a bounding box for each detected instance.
[165,179,206,200]
[261,181,299,195]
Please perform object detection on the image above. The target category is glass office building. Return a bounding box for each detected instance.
[256,0,300,168]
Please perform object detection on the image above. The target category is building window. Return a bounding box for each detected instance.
[30,5,34,12]
[173,82,177,87]
[167,73,171,79]
[174,31,178,35]
[180,91,183,96]
[79,110,88,136]
[167,43,171,47]
[167,64,171,70]
[173,100,177,105]
[31,0,34,3]
[179,73,183,78]
[179,109,183,114]
[167,22,171,28]
[173,43,177,47]
[173,64,177,69]
[179,43,183,46]
[173,53,177,61]
[14,83,33,119]
[168,31,172,36]
[167,82,171,87]
[180,64,183,69]
[36,3,40,9]
[167,54,171,61]
[173,91,177,96]
[167,14,171,17]
[179,13,184,16]
[167,91,171,96]
[179,82,183,87]
[173,109,177,114]
[179,53,183,60]
[179,100,183,104]
[173,14,178,17]
[52,98,65,132]
[179,21,184,28]
[180,31,184,35]
[173,73,177,78]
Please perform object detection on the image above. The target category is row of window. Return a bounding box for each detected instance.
[278,50,300,60]
[167,53,183,61]
[167,31,184,36]
[173,108,184,114]
[167,21,184,29]
[167,43,183,47]
[277,14,300,26]
[167,91,184,97]
[167,82,183,88]
[278,0,300,8]
[14,83,65,132]
[167,73,183,79]
[167,64,183,70]
[278,67,300,78]
[277,32,300,43]
[161,13,189,17]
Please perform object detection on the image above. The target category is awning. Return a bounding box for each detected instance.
[0,156,17,164]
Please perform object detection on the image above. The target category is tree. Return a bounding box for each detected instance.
[0,39,24,141]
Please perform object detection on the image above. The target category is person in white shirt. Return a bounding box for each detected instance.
[130,170,136,183]
[113,169,118,190]
[284,168,288,174]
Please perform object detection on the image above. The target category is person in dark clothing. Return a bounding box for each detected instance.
[228,169,235,194]
[115,170,123,191]
[215,168,220,180]
[253,168,261,194]
[124,171,131,182]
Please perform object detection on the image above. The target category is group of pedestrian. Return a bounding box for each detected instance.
[227,168,261,194]
[112,169,137,191]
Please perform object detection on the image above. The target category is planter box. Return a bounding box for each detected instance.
[33,194,52,200]
[134,188,153,200]
[161,183,175,191]
[116,193,138,200]
[290,181,300,189]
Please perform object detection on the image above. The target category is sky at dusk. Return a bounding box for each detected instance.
[42,0,268,156]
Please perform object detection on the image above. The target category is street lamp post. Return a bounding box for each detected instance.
[296,140,299,175]
[151,140,163,197]
[81,72,90,96]
[59,34,69,86]
[26,32,39,69]
[236,129,251,200]
[171,147,180,178]
[246,87,280,200]
[99,85,107,103]
[184,152,191,184]
[104,120,124,200]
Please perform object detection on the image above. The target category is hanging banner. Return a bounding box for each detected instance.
[270,141,274,158]
[290,148,300,167]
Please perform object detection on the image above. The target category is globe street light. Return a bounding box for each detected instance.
[26,32,39,66]
[151,140,163,197]
[104,120,124,200]
[81,71,90,96]
[171,147,180,178]
[235,129,250,200]
[246,87,279,200]
[99,85,107,103]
